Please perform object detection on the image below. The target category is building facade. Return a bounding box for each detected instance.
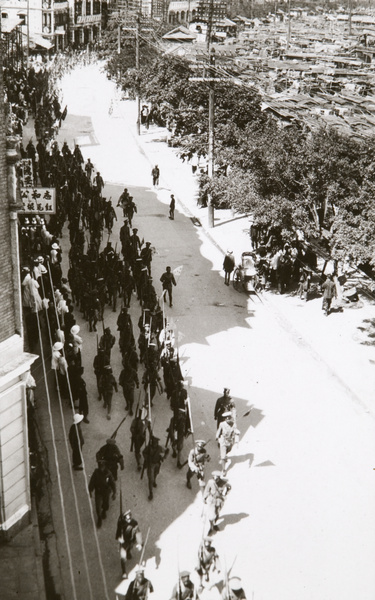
[0,47,37,542]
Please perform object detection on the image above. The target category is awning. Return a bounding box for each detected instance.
[29,32,54,49]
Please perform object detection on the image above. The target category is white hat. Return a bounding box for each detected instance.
[73,413,84,424]
[71,325,80,335]
[53,341,63,351]
[51,243,59,250]
[229,577,242,590]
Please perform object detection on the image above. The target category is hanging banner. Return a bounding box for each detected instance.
[17,159,34,187]
[20,187,56,214]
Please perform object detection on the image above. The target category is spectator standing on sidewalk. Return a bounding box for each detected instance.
[223,250,235,286]
[169,195,175,220]
[321,274,337,316]
[69,413,85,470]
[151,165,160,186]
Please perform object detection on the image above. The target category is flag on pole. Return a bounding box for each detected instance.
[173,265,183,283]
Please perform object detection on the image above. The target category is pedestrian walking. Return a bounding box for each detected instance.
[223,250,235,286]
[96,437,124,481]
[125,566,153,599]
[88,460,116,528]
[214,388,235,429]
[151,165,160,186]
[321,273,337,316]
[169,194,175,220]
[203,471,231,535]
[69,413,85,470]
[160,266,176,308]
[116,509,143,579]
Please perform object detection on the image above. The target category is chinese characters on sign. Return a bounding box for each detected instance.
[20,188,56,214]
[17,159,34,188]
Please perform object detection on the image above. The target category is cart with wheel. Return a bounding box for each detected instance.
[233,252,258,293]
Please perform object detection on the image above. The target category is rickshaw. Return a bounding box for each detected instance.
[233,252,258,293]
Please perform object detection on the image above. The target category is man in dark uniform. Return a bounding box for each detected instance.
[160,266,176,308]
[170,571,195,600]
[99,327,116,360]
[214,388,233,429]
[119,364,139,415]
[93,348,110,399]
[96,437,124,481]
[142,436,165,500]
[115,509,143,579]
[223,250,235,286]
[125,566,153,599]
[140,242,153,275]
[130,410,147,470]
[88,459,116,527]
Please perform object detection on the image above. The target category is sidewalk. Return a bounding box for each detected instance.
[121,102,375,418]
[1,500,46,600]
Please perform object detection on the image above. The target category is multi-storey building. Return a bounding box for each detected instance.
[0,51,38,541]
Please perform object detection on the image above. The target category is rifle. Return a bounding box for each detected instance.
[96,333,99,352]
[139,526,150,566]
[140,420,153,480]
[110,414,128,440]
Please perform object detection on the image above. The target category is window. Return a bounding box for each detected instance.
[2,12,8,18]
[86,0,91,15]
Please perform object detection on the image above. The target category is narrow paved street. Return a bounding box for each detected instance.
[35,62,375,600]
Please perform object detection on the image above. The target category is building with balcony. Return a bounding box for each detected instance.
[68,0,104,46]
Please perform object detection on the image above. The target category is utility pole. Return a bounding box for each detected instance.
[348,0,352,35]
[135,13,141,136]
[286,0,291,52]
[26,0,30,71]
[207,48,215,228]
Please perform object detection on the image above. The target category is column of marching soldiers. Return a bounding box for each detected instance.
[19,140,246,600]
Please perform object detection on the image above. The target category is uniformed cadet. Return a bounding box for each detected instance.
[197,537,220,585]
[99,327,116,360]
[88,460,116,528]
[170,571,196,600]
[93,348,110,399]
[115,509,143,579]
[186,440,210,489]
[99,365,118,420]
[165,409,189,469]
[96,437,124,481]
[203,471,231,535]
[125,565,153,600]
[130,410,147,470]
[142,435,165,500]
[216,413,240,475]
[221,577,246,600]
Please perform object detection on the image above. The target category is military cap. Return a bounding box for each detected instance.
[180,571,190,578]
[211,471,222,478]
[104,365,112,371]
[151,435,160,442]
[123,509,132,517]
[204,536,213,543]
[222,411,232,418]
[196,440,206,446]
[133,228,138,232]
[229,577,242,590]
[135,564,145,573]
[106,438,116,444]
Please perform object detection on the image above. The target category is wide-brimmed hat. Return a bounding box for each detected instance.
[73,413,84,424]
[229,578,243,590]
[53,341,63,351]
[51,243,59,250]
[71,325,80,335]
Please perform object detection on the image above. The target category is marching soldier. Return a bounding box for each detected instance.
[165,408,190,469]
[96,437,124,481]
[99,327,116,360]
[120,265,136,308]
[216,413,240,475]
[142,366,163,404]
[142,435,165,500]
[99,365,118,420]
[203,471,231,535]
[140,242,153,276]
[170,571,196,600]
[119,364,139,415]
[125,566,153,600]
[221,577,246,600]
[115,509,143,579]
[88,459,116,528]
[93,348,110,399]
[130,410,147,470]
[214,388,236,429]
[186,440,210,490]
[197,537,220,585]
